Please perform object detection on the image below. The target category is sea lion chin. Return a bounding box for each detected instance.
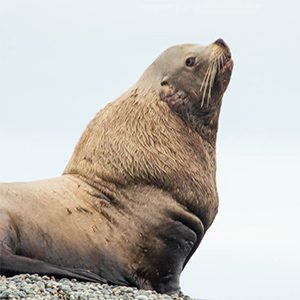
[0,39,233,294]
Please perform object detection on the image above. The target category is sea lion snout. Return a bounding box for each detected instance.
[214,38,230,52]
[213,38,231,61]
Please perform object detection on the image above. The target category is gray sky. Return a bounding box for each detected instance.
[1,1,299,299]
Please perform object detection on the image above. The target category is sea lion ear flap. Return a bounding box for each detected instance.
[159,82,188,111]
[159,75,189,111]
[160,75,170,87]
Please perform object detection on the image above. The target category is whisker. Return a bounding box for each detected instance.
[200,63,211,92]
[200,47,225,108]
[200,63,213,107]
[199,62,212,106]
[206,59,214,106]
[220,53,225,68]
[207,60,218,107]
[217,52,223,72]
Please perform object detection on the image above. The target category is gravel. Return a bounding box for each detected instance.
[0,274,198,300]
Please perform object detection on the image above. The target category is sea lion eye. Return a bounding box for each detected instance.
[185,57,196,67]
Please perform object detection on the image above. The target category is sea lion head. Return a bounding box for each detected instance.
[140,39,233,128]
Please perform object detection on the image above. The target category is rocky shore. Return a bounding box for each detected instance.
[0,274,197,300]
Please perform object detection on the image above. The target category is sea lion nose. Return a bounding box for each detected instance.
[214,38,231,57]
[214,38,227,48]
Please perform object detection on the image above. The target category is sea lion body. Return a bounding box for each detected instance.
[0,39,233,293]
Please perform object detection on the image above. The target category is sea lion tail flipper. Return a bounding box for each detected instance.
[0,252,107,283]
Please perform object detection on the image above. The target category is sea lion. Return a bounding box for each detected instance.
[0,39,233,294]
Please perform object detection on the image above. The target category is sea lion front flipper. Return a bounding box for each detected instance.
[0,252,107,283]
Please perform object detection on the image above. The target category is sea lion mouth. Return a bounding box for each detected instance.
[220,58,234,73]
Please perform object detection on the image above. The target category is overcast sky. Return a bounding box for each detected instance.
[0,1,299,299]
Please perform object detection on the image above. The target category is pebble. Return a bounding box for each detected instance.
[0,274,197,300]
[136,295,149,300]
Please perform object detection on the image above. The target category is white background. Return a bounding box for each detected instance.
[0,1,299,299]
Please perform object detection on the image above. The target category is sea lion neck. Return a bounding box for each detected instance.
[63,86,219,227]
